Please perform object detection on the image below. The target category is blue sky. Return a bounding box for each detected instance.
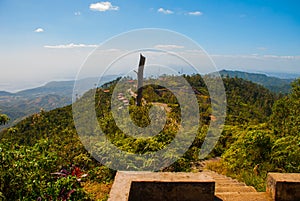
[0,0,300,91]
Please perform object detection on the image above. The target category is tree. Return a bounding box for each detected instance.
[270,78,300,137]
[269,78,300,172]
[0,113,9,125]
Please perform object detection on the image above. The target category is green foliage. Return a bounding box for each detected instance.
[216,78,300,190]
[223,77,276,125]
[238,170,267,192]
[0,113,9,125]
[270,79,300,137]
[0,94,71,129]
[269,78,300,172]
[44,175,90,201]
[211,125,242,156]
[222,125,273,171]
[88,166,116,184]
[0,75,297,198]
[271,135,300,172]
[0,139,59,200]
[0,105,114,200]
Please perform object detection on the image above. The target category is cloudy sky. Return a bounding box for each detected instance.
[0,0,300,91]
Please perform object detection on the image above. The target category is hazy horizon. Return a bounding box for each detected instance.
[1,68,299,93]
[1,0,299,92]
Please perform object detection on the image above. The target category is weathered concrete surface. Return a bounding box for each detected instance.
[129,181,214,201]
[108,170,300,201]
[266,173,300,201]
[108,171,215,201]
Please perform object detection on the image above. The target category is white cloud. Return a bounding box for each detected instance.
[188,11,203,16]
[44,43,98,49]
[154,44,185,49]
[263,55,299,60]
[74,11,81,16]
[157,8,173,14]
[34,28,44,33]
[89,2,119,12]
[210,54,300,61]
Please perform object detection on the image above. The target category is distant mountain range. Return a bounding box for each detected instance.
[0,91,13,96]
[0,75,118,129]
[219,70,295,94]
[0,70,297,129]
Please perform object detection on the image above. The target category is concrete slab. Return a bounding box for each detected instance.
[108,171,215,201]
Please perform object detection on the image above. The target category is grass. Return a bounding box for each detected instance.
[82,181,113,201]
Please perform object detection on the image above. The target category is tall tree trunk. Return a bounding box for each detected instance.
[136,54,146,106]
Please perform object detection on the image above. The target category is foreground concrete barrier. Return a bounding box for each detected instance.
[266,173,300,201]
[108,171,215,201]
[108,171,300,201]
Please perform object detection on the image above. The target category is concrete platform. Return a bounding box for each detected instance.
[108,171,300,201]
[108,171,215,201]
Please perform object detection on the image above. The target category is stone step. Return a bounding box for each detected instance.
[202,171,248,186]
[214,181,244,186]
[202,171,232,177]
[208,176,232,179]
[215,186,257,193]
[206,177,244,183]
[199,169,267,199]
[215,182,246,187]
[215,192,272,201]
[212,178,239,182]
[204,175,234,179]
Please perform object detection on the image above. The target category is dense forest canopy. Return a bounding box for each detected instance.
[0,75,299,200]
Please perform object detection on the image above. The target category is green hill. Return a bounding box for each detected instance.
[0,75,118,130]
[0,75,299,200]
[219,70,294,94]
[1,70,291,130]
[0,91,13,96]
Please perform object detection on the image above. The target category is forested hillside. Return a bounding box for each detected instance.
[208,78,300,191]
[0,75,299,200]
[0,76,117,130]
[219,70,294,94]
[0,71,290,130]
